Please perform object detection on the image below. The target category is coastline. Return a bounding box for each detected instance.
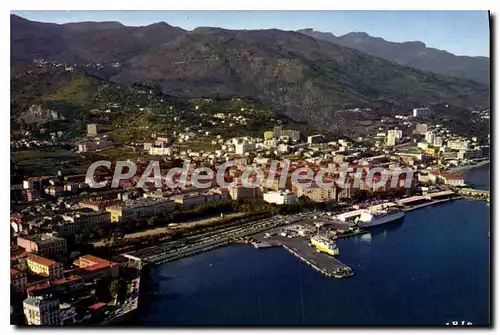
[445,159,489,176]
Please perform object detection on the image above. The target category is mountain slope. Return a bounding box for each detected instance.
[298,28,490,84]
[11,16,489,132]
[11,14,186,64]
[110,27,488,128]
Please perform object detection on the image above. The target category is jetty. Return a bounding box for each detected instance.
[281,239,353,279]
[250,231,354,279]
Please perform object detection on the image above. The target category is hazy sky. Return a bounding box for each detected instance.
[12,10,490,57]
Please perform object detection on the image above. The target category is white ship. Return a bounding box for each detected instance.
[354,208,404,228]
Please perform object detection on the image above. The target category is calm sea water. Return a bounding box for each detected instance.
[136,165,490,326]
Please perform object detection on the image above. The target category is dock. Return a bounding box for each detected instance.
[250,229,354,279]
[281,238,354,279]
[402,196,463,212]
[335,190,456,222]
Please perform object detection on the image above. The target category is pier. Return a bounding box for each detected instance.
[250,230,354,279]
[281,238,353,279]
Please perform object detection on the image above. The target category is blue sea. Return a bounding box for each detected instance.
[136,164,490,326]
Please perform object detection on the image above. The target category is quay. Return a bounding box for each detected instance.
[122,188,487,275]
[335,189,488,222]
[402,196,464,212]
[126,213,308,266]
[252,241,281,249]
[280,238,353,279]
[250,230,354,279]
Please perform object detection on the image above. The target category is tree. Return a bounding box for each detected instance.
[109,279,119,298]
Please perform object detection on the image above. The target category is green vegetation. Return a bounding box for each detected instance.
[45,76,101,106]
[11,148,92,176]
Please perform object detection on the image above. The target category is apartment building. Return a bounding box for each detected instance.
[307,134,325,145]
[73,255,119,281]
[23,295,61,325]
[412,107,432,117]
[17,234,67,257]
[58,210,111,237]
[294,183,335,202]
[228,186,260,200]
[11,268,28,293]
[171,193,208,208]
[25,253,64,280]
[105,198,176,223]
[414,123,428,135]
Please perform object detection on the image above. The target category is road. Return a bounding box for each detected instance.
[93,212,247,247]
[131,211,324,264]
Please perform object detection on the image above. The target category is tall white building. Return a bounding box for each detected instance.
[414,123,428,135]
[280,129,301,142]
[447,139,470,151]
[307,135,325,145]
[235,143,256,155]
[273,126,282,138]
[413,108,432,117]
[387,129,403,139]
[386,129,402,146]
[23,295,61,325]
[433,136,443,147]
[425,131,435,144]
[148,147,172,156]
[386,135,396,147]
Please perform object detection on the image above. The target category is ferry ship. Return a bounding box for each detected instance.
[311,234,340,256]
[354,208,404,228]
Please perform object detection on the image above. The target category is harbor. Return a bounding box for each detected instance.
[124,187,487,283]
[136,195,490,326]
[250,222,356,279]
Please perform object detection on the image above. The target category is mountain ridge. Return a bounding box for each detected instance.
[11,15,489,133]
[298,28,489,84]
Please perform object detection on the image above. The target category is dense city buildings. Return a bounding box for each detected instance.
[23,295,61,325]
[17,235,67,257]
[11,268,28,293]
[25,253,64,280]
[106,198,176,223]
[72,255,119,281]
[58,210,111,237]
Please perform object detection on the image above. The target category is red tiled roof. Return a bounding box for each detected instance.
[26,253,56,267]
[51,275,81,286]
[11,268,19,276]
[74,255,119,272]
[26,281,50,293]
[26,275,81,293]
[88,302,106,310]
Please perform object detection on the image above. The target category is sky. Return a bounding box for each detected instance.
[12,10,490,57]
